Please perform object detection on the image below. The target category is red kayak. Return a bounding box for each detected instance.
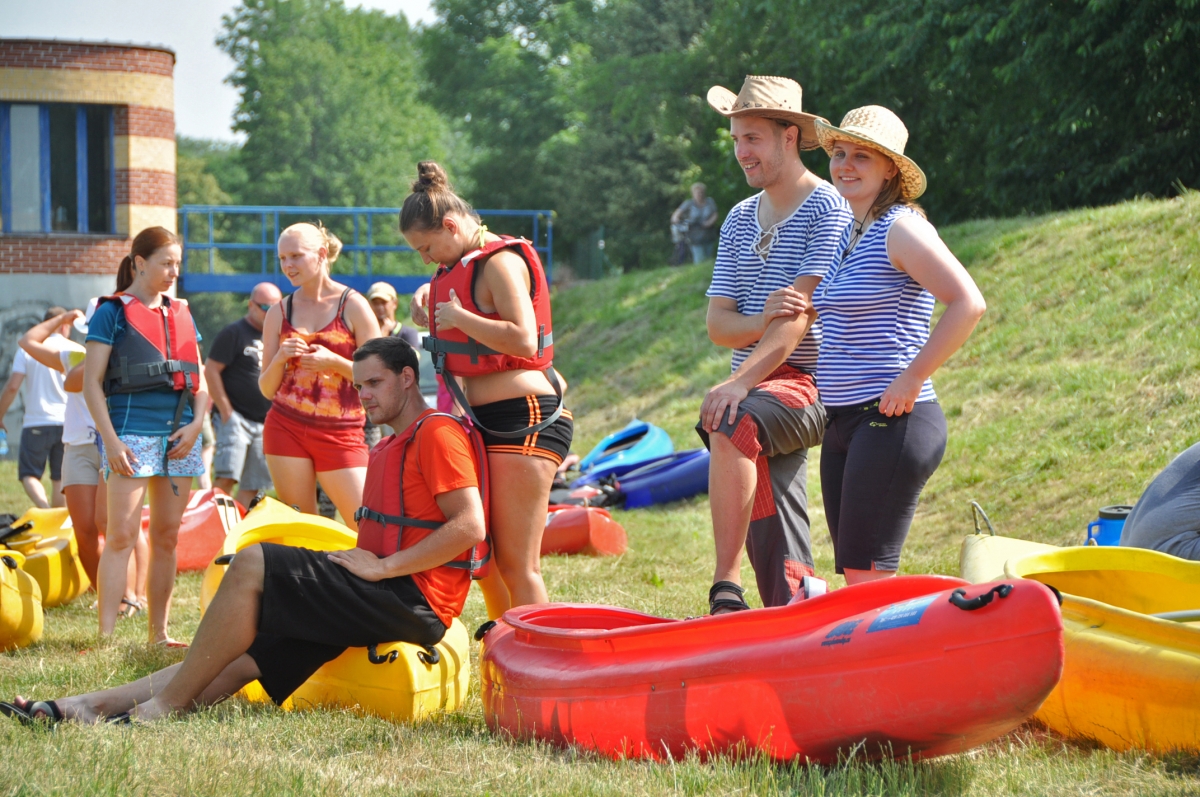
[141,489,246,572]
[541,506,627,556]
[480,576,1063,763]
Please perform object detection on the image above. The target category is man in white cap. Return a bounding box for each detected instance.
[365,282,421,347]
[205,282,282,506]
[697,75,853,614]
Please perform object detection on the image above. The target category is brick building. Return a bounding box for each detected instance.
[0,38,176,435]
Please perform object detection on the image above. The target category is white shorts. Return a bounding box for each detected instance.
[61,442,102,488]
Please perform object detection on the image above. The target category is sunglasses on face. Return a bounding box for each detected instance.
[256,303,272,312]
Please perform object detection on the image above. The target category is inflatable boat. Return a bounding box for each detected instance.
[1,508,88,607]
[141,488,245,572]
[0,551,43,651]
[574,420,674,483]
[616,448,709,509]
[200,497,356,613]
[480,575,1064,763]
[542,506,627,556]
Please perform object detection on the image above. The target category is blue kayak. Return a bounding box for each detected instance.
[573,420,674,483]
[618,448,710,509]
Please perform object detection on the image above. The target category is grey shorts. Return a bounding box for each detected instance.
[18,425,64,481]
[61,442,102,488]
[213,411,273,492]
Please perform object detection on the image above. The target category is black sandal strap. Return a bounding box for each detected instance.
[708,580,750,614]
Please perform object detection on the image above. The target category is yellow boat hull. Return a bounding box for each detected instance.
[961,532,1200,752]
[0,551,43,650]
[239,619,471,721]
[5,508,89,607]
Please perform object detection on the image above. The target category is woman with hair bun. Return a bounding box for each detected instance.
[259,222,381,528]
[83,226,209,644]
[403,161,572,617]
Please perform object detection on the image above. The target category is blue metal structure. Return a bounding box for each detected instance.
[179,205,554,294]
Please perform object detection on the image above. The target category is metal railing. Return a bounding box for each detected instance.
[178,205,554,294]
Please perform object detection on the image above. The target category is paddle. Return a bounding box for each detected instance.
[1152,610,1200,623]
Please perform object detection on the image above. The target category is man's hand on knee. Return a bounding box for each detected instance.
[701,379,749,433]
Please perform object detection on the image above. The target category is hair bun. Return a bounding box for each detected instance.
[413,161,449,193]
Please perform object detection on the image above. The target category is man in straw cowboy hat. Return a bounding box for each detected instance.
[809,105,984,585]
[696,75,853,614]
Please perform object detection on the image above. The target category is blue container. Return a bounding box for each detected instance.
[1086,504,1133,546]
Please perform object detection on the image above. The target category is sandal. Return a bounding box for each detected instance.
[708,581,750,615]
[119,598,143,619]
[153,638,189,649]
[105,711,133,725]
[0,699,64,725]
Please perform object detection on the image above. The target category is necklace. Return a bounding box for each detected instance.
[841,213,868,258]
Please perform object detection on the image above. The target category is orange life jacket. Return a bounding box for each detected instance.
[422,236,563,439]
[354,412,491,580]
[100,293,201,397]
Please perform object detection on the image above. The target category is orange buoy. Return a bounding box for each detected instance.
[541,506,627,556]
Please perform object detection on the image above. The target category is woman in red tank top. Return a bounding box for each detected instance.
[259,222,381,528]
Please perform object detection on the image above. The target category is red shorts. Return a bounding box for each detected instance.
[263,408,369,472]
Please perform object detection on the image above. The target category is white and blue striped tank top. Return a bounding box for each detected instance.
[706,183,852,373]
[811,205,938,407]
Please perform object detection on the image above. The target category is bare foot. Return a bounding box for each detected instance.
[129,696,173,722]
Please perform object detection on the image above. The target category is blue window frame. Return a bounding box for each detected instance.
[0,102,114,234]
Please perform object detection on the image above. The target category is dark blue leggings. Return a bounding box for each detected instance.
[820,399,947,573]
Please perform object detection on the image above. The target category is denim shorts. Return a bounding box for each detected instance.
[100,434,205,480]
[213,411,273,491]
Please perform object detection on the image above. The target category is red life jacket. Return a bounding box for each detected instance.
[425,236,554,377]
[422,236,563,439]
[100,293,201,397]
[354,412,491,580]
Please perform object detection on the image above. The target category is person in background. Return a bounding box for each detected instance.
[362,281,421,448]
[811,106,985,584]
[197,415,215,491]
[0,308,73,508]
[205,282,283,507]
[1120,442,1200,561]
[84,227,210,644]
[670,182,719,263]
[19,303,148,613]
[259,223,381,527]
[698,75,852,614]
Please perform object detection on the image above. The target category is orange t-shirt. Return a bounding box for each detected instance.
[358,410,480,626]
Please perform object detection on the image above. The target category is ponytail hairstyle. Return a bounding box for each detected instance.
[867,172,926,222]
[399,161,479,233]
[280,221,343,267]
[117,226,181,293]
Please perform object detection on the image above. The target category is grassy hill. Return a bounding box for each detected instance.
[554,191,1200,576]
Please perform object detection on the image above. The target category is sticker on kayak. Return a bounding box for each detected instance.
[821,619,862,647]
[866,595,936,633]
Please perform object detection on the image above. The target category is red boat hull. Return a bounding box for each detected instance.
[481,576,1064,763]
[141,489,245,572]
[541,506,627,557]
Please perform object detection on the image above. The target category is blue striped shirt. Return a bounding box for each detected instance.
[811,205,938,406]
[706,183,852,373]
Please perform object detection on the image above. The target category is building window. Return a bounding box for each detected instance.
[1,103,113,234]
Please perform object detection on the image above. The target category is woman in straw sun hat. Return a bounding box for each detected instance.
[809,105,986,586]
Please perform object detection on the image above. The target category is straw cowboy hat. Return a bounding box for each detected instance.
[815,105,927,200]
[706,75,825,151]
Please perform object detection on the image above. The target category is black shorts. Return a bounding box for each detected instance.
[819,400,947,574]
[471,395,573,465]
[18,426,64,481]
[245,543,446,705]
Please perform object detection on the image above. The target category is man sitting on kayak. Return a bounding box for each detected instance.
[1,336,487,724]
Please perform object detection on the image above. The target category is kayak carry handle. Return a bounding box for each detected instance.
[1153,609,1200,623]
[970,502,996,536]
[1,555,15,570]
[0,522,34,545]
[367,644,398,665]
[214,554,235,566]
[417,646,440,666]
[474,620,497,641]
[949,584,1013,611]
[247,490,266,511]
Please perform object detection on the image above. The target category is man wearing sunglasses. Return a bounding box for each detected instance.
[205,282,284,506]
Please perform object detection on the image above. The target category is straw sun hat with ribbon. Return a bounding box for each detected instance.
[815,105,927,200]
[706,75,825,151]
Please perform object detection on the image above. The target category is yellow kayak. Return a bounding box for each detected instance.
[960,516,1200,752]
[2,508,89,608]
[199,497,357,613]
[0,550,43,650]
[200,497,469,720]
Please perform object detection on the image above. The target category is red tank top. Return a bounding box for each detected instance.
[271,288,364,428]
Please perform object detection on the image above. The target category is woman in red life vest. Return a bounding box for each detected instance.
[403,161,573,616]
[82,227,210,644]
[259,223,381,528]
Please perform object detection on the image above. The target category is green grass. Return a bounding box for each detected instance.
[3,194,1200,794]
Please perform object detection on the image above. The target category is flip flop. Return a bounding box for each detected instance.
[153,638,189,649]
[105,711,133,725]
[0,699,64,725]
[119,598,143,619]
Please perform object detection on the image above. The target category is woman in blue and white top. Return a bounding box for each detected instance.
[810,106,986,585]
